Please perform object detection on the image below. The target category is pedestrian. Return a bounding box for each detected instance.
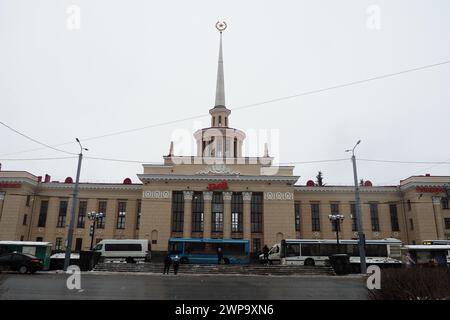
[163,253,172,274]
[173,255,180,275]
[404,252,415,268]
[263,245,270,264]
[217,247,223,264]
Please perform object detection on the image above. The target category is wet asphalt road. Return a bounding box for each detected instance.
[0,272,368,300]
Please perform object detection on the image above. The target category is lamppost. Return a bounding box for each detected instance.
[328,214,345,251]
[87,211,104,250]
[345,140,367,274]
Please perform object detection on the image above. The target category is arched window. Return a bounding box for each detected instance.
[218,115,222,126]
[225,117,228,127]
[212,117,215,126]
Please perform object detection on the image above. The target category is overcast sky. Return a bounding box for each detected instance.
[1,0,449,186]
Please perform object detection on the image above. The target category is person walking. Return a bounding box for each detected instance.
[263,245,270,265]
[172,255,180,275]
[217,247,223,264]
[163,254,172,274]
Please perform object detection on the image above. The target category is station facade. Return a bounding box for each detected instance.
[1,27,449,254]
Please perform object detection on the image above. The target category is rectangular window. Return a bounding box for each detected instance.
[116,201,127,229]
[56,200,68,228]
[294,202,301,232]
[311,203,320,232]
[389,204,400,232]
[251,193,263,233]
[136,200,141,230]
[369,203,380,232]
[55,238,63,250]
[36,237,43,242]
[192,192,204,232]
[75,238,83,252]
[350,203,357,232]
[77,200,87,228]
[22,214,28,226]
[252,238,261,254]
[37,200,49,228]
[26,195,31,207]
[407,200,411,211]
[409,218,414,230]
[212,193,224,232]
[442,198,449,210]
[231,192,243,233]
[171,191,184,232]
[330,203,340,232]
[97,201,107,229]
[444,218,450,229]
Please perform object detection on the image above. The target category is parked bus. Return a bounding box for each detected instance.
[93,239,151,263]
[421,240,450,265]
[402,244,450,267]
[168,238,250,264]
[0,241,52,270]
[274,238,402,270]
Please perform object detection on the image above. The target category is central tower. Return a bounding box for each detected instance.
[194,22,246,158]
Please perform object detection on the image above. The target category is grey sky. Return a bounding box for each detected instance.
[1,0,449,185]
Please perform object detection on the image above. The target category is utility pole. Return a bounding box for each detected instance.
[346,140,367,274]
[63,138,88,271]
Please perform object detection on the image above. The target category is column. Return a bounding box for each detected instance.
[223,192,232,238]
[243,192,252,241]
[183,191,193,238]
[203,191,213,238]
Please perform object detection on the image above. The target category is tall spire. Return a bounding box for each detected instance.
[214,21,227,107]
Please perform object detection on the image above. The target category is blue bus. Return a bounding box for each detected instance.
[168,238,250,264]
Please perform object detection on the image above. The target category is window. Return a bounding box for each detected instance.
[212,193,224,232]
[442,198,449,210]
[75,238,82,252]
[218,115,222,126]
[407,199,411,211]
[116,201,127,229]
[233,137,238,157]
[444,218,450,229]
[104,243,142,251]
[192,192,204,232]
[22,214,28,226]
[38,200,49,227]
[97,201,107,229]
[330,203,340,232]
[77,200,87,228]
[409,218,414,230]
[251,193,263,233]
[212,117,215,126]
[56,200,68,228]
[171,191,184,232]
[350,203,357,231]
[136,200,141,230]
[294,202,301,232]
[311,203,320,232]
[225,117,228,127]
[369,203,380,232]
[55,238,63,250]
[389,204,400,232]
[20,236,24,241]
[231,193,243,233]
[36,237,43,242]
[286,243,300,257]
[26,195,31,207]
[252,238,261,254]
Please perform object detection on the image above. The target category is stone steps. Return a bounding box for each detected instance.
[93,262,335,276]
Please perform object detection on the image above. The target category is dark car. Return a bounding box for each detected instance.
[0,252,43,274]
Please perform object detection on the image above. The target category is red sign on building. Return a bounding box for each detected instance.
[0,183,21,188]
[415,186,446,193]
[207,180,228,191]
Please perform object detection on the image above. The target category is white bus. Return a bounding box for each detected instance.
[93,239,151,263]
[266,238,402,270]
[421,240,450,265]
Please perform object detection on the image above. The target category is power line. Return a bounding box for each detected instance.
[0,122,77,156]
[359,158,450,165]
[2,59,450,157]
[0,156,77,161]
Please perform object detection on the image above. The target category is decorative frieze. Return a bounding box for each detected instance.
[142,191,171,199]
[264,191,294,201]
[196,164,240,175]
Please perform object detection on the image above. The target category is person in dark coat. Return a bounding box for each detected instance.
[163,254,172,274]
[172,255,180,275]
[263,245,270,264]
[217,247,223,264]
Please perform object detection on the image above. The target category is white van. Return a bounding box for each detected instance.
[93,239,151,263]
[258,243,281,264]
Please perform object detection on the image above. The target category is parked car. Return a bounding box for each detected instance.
[0,252,43,274]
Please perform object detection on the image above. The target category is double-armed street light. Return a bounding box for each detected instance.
[87,211,104,250]
[328,214,345,250]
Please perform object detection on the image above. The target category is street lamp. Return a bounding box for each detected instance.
[345,140,367,274]
[328,214,345,250]
[87,211,104,250]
